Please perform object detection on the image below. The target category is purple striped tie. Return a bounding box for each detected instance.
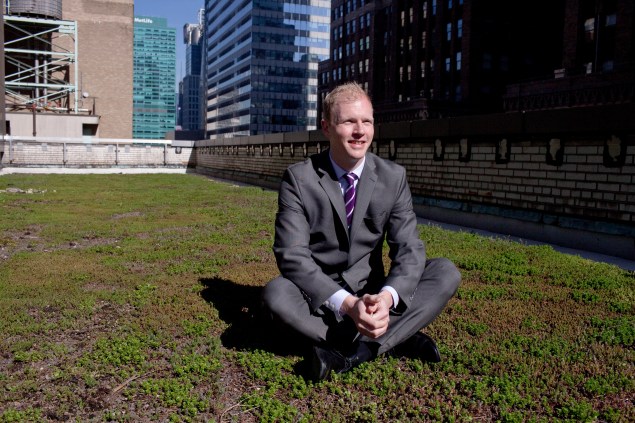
[344,172,357,227]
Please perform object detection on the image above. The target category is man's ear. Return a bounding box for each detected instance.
[320,119,329,137]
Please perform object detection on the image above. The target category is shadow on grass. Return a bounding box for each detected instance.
[199,277,311,359]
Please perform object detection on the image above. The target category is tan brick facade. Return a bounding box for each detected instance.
[63,0,134,139]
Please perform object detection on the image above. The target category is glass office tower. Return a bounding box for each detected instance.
[179,17,205,131]
[133,16,177,139]
[204,0,331,139]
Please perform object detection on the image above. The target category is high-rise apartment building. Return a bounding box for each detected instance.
[178,9,205,132]
[504,0,634,112]
[319,0,633,123]
[204,0,331,139]
[133,16,177,139]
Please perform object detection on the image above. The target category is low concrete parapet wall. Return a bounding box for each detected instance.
[1,106,633,260]
[0,136,195,169]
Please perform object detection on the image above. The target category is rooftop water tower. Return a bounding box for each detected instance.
[8,0,63,20]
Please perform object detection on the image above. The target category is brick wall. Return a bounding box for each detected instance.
[194,105,635,259]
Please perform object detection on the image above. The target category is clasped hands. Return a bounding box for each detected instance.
[341,291,393,338]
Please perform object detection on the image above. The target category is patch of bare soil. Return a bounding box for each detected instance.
[0,226,120,261]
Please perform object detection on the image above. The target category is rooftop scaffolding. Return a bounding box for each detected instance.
[3,14,79,114]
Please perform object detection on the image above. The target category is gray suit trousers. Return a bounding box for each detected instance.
[262,257,461,355]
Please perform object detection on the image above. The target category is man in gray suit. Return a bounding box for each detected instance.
[263,82,461,381]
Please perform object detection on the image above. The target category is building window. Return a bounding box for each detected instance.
[605,14,616,26]
[422,31,427,46]
[448,0,453,8]
[456,51,462,71]
[482,53,492,70]
[408,36,413,50]
[409,7,414,23]
[446,23,452,41]
[457,19,463,38]
[584,18,595,42]
[399,66,404,82]
[407,65,412,80]
[432,0,437,15]
[422,1,427,19]
[401,10,405,26]
[500,55,509,71]
[445,57,451,72]
[421,61,426,78]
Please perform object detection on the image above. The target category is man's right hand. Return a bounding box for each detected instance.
[341,294,391,339]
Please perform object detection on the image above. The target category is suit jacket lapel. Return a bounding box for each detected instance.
[350,155,377,238]
[315,151,348,230]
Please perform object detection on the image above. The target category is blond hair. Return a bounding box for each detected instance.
[322,82,372,122]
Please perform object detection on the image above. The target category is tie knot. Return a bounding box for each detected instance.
[345,172,357,186]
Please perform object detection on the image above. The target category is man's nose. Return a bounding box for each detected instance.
[352,121,365,134]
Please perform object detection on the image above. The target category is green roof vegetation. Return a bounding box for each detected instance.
[0,173,632,422]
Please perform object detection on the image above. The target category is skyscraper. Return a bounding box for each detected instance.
[178,9,205,132]
[133,16,177,139]
[204,0,331,139]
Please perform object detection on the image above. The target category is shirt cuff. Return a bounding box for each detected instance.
[380,286,399,309]
[324,289,350,321]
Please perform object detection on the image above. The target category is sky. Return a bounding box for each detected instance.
[134,0,205,81]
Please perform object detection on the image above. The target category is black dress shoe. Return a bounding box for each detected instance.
[391,333,441,363]
[309,345,352,382]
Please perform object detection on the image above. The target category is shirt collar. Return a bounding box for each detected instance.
[329,153,365,181]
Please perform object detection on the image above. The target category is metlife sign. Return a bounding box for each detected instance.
[134,17,154,24]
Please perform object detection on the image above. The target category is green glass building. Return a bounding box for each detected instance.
[133,16,176,139]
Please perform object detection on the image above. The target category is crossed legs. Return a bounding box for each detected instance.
[262,257,461,357]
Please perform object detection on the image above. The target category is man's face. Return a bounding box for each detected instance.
[321,97,374,171]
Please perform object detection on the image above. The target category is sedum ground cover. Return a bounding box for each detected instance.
[0,173,632,422]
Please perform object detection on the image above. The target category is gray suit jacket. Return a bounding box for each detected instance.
[273,150,426,313]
